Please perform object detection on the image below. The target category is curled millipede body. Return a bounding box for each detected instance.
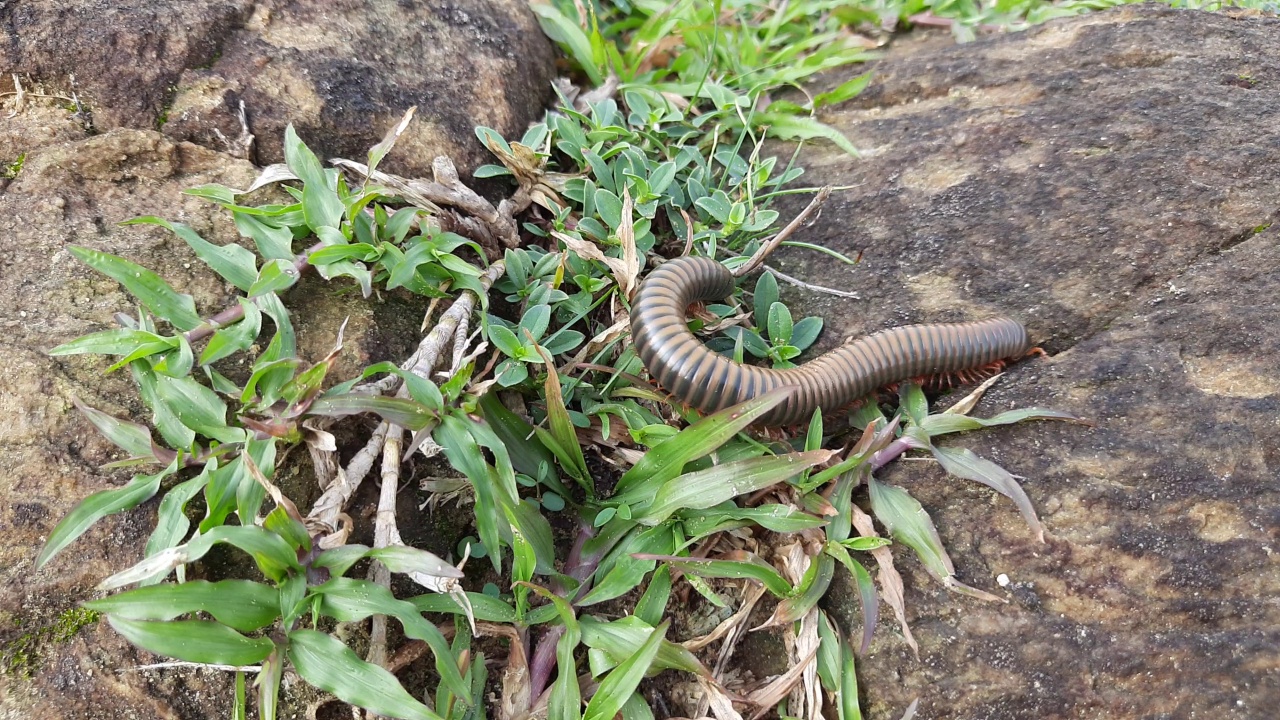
[629,256,1032,427]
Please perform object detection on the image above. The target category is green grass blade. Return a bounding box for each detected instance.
[288,629,442,720]
[124,217,258,292]
[533,343,591,490]
[867,477,1002,602]
[582,627,667,705]
[678,503,827,537]
[930,445,1044,542]
[612,386,796,497]
[770,553,835,627]
[638,552,793,598]
[109,617,274,666]
[49,329,176,359]
[85,579,281,633]
[634,449,833,524]
[410,592,518,624]
[317,577,470,702]
[36,461,174,568]
[580,616,705,678]
[69,247,202,331]
[920,407,1086,436]
[306,394,435,431]
[70,397,157,459]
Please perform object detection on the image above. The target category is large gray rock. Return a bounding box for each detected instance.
[0,0,555,178]
[0,3,554,713]
[764,5,1280,718]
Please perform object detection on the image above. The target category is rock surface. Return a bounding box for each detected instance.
[764,5,1280,718]
[0,0,555,178]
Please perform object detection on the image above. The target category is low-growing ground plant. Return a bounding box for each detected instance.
[26,1,1202,718]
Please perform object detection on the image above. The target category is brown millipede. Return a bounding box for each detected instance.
[629,256,1032,427]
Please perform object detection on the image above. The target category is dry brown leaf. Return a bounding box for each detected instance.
[943,372,1004,415]
[366,105,417,172]
[476,623,530,720]
[700,676,744,720]
[241,451,304,524]
[793,609,823,720]
[7,74,26,118]
[614,187,641,299]
[553,230,639,301]
[572,317,629,366]
[683,583,767,652]
[316,513,353,549]
[744,648,819,719]
[850,503,919,658]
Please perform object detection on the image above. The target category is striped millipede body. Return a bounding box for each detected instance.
[629,256,1032,427]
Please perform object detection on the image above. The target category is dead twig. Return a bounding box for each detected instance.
[732,187,831,278]
[366,423,405,669]
[763,263,861,299]
[333,157,526,259]
[404,261,506,379]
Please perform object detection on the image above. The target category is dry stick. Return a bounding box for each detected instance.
[732,186,831,279]
[306,260,506,545]
[367,423,405,669]
[304,420,388,543]
[333,158,528,257]
[362,262,506,668]
[343,261,505,473]
[118,661,261,673]
[762,262,861,299]
[693,583,766,718]
[406,260,506,380]
[449,312,472,377]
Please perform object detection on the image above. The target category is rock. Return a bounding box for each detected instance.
[162,0,557,179]
[6,3,1280,718]
[0,128,426,716]
[772,5,1280,355]
[0,0,253,131]
[1,0,556,178]
[765,6,1280,718]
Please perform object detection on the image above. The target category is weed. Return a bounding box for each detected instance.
[2,153,25,180]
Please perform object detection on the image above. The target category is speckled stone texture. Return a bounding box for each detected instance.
[763,5,1280,718]
[0,0,555,179]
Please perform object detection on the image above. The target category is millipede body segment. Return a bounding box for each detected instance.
[629,256,1032,427]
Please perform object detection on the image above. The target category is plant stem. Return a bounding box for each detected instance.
[184,240,324,343]
[528,521,596,699]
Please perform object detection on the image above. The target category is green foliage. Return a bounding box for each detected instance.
[2,152,26,180]
[709,270,825,367]
[531,0,874,154]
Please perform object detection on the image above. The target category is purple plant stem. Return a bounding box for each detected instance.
[184,241,323,343]
[528,521,597,699]
[869,437,918,472]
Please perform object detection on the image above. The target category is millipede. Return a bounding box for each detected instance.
[628,256,1032,427]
